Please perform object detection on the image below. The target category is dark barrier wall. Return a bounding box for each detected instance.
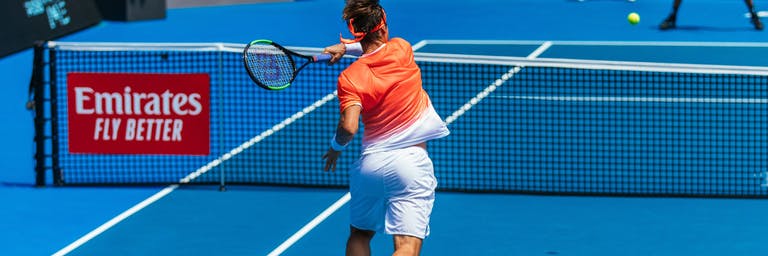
[0,0,102,58]
[95,0,167,21]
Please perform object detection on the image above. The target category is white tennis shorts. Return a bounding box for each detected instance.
[349,145,437,239]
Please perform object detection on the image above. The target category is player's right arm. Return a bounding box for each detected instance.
[323,42,364,64]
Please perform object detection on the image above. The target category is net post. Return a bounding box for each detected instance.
[218,43,226,192]
[48,44,62,186]
[31,41,47,187]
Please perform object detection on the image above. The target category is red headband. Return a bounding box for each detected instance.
[339,10,387,44]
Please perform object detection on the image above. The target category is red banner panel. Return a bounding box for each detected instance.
[67,73,210,155]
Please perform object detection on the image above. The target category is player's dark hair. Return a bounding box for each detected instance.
[342,0,386,44]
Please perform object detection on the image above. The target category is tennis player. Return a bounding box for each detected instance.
[321,0,449,255]
[659,0,763,30]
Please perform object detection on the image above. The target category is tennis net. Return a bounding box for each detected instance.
[30,41,768,197]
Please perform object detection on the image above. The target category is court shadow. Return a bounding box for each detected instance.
[176,184,348,193]
[566,0,636,2]
[0,181,38,188]
[657,25,757,32]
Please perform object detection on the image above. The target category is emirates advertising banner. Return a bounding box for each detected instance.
[67,73,210,155]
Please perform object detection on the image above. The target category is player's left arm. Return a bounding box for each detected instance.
[323,105,362,172]
[335,105,361,145]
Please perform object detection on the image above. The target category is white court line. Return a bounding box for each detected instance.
[267,193,351,256]
[744,11,768,18]
[52,186,178,256]
[266,41,554,255]
[420,39,768,47]
[412,40,428,51]
[52,92,339,256]
[180,93,338,183]
[494,96,768,104]
[445,41,551,125]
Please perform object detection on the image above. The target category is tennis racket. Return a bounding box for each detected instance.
[242,39,332,90]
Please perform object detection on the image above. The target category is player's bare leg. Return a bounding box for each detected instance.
[346,226,375,256]
[660,0,682,30]
[745,0,764,30]
[392,235,422,256]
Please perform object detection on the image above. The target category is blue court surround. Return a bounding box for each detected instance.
[3,0,768,255]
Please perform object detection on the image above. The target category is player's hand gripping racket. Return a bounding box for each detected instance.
[242,39,332,90]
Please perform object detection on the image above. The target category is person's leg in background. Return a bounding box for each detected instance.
[659,0,683,30]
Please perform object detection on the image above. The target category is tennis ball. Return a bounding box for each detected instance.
[628,12,640,25]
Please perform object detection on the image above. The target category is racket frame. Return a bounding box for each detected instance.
[242,39,328,90]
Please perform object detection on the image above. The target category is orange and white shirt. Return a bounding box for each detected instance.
[337,38,449,155]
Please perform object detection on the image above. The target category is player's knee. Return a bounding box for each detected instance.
[349,226,375,240]
[392,245,419,256]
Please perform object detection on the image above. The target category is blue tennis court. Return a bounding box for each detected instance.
[3,0,768,255]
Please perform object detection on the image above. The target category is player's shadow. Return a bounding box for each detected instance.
[566,0,637,2]
[655,25,757,32]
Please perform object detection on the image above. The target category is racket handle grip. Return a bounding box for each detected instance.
[314,53,332,62]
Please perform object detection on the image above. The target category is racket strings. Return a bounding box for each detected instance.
[245,45,294,87]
